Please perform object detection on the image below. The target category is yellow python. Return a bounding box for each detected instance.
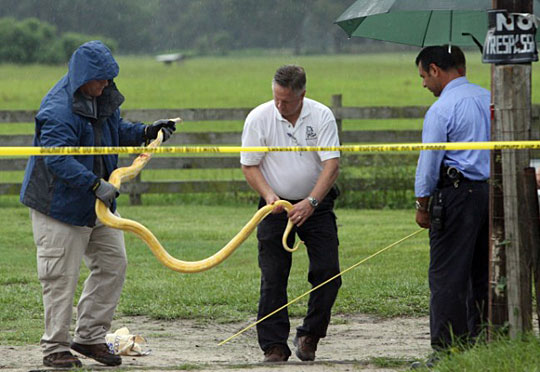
[95,124,301,273]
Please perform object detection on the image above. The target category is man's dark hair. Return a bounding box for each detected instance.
[443,44,466,75]
[273,65,306,93]
[415,46,457,73]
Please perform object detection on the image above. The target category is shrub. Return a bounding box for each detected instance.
[0,17,118,64]
[53,32,118,63]
[194,31,233,56]
[0,17,57,63]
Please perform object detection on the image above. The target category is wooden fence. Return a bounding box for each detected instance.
[2,95,539,204]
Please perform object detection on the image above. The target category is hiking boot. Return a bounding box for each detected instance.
[293,334,319,361]
[71,342,121,366]
[263,344,290,362]
[43,351,82,368]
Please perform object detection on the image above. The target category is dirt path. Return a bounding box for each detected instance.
[0,314,431,372]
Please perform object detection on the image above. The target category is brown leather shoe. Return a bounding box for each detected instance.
[71,342,121,366]
[263,344,290,362]
[293,334,319,361]
[43,351,82,368]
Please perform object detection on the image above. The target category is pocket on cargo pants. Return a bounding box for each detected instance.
[37,246,65,280]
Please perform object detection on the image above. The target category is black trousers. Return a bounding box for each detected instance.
[256,194,341,353]
[428,181,489,350]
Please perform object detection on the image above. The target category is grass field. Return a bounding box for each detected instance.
[0,53,472,110]
[4,51,540,111]
[1,53,540,369]
[0,202,430,345]
[2,199,539,370]
[0,51,495,209]
[1,52,490,136]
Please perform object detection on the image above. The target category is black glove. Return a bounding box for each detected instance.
[92,179,119,208]
[144,119,176,143]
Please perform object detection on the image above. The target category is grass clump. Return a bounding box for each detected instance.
[413,334,540,372]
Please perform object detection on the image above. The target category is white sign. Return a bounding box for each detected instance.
[483,11,538,64]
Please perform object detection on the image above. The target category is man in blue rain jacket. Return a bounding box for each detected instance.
[20,40,175,368]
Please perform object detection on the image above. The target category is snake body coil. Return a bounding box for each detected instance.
[95,127,299,273]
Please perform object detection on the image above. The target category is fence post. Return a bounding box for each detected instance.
[523,167,540,334]
[331,94,343,143]
[532,106,540,138]
[488,147,508,338]
[128,154,142,205]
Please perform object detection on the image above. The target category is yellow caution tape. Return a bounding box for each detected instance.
[2,141,540,156]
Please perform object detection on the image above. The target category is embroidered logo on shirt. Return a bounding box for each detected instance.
[306,126,317,140]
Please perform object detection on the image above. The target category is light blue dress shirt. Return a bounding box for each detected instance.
[415,77,491,197]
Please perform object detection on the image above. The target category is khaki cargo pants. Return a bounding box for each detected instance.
[30,209,127,356]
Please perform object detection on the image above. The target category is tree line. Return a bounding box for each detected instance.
[0,17,117,64]
[0,0,364,63]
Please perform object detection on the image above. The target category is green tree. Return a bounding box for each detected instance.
[0,0,152,52]
[0,17,117,64]
[0,17,57,63]
[53,32,118,63]
[0,0,365,55]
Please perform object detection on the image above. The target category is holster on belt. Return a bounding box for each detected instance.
[438,165,488,189]
[438,166,464,188]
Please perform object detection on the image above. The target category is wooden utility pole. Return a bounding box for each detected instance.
[490,0,534,338]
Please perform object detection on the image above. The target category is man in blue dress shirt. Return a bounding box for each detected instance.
[414,46,491,355]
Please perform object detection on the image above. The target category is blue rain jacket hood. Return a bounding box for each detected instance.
[20,40,146,226]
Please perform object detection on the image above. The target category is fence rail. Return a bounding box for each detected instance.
[0,130,424,147]
[0,105,436,124]
[2,95,539,203]
[0,153,421,172]
[0,178,414,196]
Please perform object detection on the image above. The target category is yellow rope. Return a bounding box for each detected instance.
[3,140,540,156]
[218,228,426,346]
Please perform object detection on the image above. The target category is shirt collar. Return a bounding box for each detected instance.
[274,98,311,124]
[299,99,311,119]
[440,76,468,97]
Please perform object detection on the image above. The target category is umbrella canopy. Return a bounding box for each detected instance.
[335,0,540,47]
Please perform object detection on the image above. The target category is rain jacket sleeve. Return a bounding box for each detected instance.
[118,115,146,146]
[41,118,99,190]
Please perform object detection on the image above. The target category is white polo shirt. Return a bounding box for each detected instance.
[241,97,340,200]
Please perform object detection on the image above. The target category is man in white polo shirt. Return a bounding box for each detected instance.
[241,65,341,363]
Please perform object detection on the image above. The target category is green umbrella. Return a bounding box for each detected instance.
[335,0,540,47]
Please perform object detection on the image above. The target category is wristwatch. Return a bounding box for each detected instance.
[307,196,319,209]
[415,200,428,212]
